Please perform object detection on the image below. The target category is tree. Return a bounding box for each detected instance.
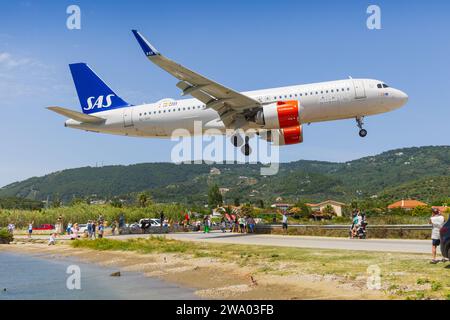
[240,203,254,217]
[411,205,431,217]
[137,192,152,208]
[323,205,336,215]
[208,184,223,208]
[233,197,240,207]
[294,201,312,219]
[110,197,123,208]
[52,194,62,208]
[258,199,264,209]
[70,197,86,206]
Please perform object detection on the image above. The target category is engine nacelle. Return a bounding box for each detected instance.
[261,125,303,146]
[255,100,300,129]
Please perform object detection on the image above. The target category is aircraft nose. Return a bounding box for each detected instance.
[398,90,408,104]
[393,89,408,107]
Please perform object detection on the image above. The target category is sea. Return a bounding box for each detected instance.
[0,251,198,300]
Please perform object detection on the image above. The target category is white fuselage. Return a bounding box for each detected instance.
[65,78,408,138]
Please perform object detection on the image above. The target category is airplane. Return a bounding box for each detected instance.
[48,29,408,155]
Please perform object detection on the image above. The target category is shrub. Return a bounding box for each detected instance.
[0,228,13,244]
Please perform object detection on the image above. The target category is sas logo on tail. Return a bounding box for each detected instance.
[84,94,115,111]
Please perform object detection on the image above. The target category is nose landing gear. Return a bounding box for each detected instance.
[231,133,244,147]
[241,136,251,156]
[356,117,367,138]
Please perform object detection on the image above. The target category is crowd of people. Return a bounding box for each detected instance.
[3,207,447,263]
[48,214,125,245]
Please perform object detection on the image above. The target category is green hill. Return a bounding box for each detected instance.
[0,146,448,205]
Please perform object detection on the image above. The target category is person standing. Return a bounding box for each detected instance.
[91,221,97,239]
[7,223,15,234]
[238,216,246,233]
[220,217,227,233]
[118,213,125,233]
[111,220,117,236]
[87,221,92,239]
[430,208,445,264]
[66,222,72,237]
[160,211,165,233]
[185,212,190,226]
[247,216,256,233]
[282,213,288,232]
[98,222,104,239]
[203,215,211,233]
[27,221,33,239]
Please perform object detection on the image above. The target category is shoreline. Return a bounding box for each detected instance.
[1,241,388,300]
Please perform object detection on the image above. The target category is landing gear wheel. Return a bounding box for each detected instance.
[241,144,252,156]
[231,134,243,147]
[356,117,367,138]
[359,129,367,138]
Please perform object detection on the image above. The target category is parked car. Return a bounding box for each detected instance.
[78,224,89,236]
[138,218,161,228]
[440,219,450,259]
[34,224,55,231]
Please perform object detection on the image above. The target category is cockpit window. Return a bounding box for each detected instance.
[382,84,389,88]
[377,84,382,88]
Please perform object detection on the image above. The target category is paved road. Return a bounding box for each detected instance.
[15,232,431,254]
[115,231,431,254]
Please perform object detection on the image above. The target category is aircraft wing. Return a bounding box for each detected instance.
[132,30,261,128]
[47,106,105,123]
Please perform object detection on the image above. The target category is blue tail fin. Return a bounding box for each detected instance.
[69,63,130,114]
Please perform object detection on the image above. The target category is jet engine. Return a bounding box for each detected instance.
[255,100,300,129]
[261,125,303,146]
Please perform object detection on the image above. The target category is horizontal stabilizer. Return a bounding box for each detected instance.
[47,106,105,123]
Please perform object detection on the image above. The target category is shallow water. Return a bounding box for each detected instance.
[0,251,198,300]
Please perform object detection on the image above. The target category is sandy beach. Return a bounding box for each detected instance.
[1,241,387,300]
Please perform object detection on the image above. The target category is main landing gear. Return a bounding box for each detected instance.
[231,133,251,156]
[356,116,367,138]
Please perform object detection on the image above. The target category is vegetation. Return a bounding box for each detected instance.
[0,228,13,244]
[0,146,448,205]
[207,184,223,208]
[71,237,450,300]
[0,197,44,210]
[0,203,189,229]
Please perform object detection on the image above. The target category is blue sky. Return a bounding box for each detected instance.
[0,0,449,186]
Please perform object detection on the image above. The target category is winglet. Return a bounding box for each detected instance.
[131,30,160,57]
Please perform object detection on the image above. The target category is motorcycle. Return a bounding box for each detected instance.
[350,222,367,239]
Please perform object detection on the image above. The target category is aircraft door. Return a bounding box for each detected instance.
[123,108,134,127]
[352,80,366,99]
